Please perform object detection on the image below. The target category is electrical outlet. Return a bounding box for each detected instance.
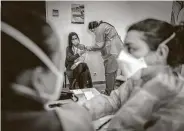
[93,72,97,76]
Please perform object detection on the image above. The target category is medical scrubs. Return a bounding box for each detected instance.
[93,22,123,95]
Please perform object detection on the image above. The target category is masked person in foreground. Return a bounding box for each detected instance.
[86,21,124,95]
[1,3,94,131]
[83,19,184,131]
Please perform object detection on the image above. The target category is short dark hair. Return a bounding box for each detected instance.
[128,18,184,67]
[88,21,100,30]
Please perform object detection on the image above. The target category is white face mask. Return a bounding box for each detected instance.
[118,33,176,80]
[117,50,147,79]
[72,39,80,46]
[1,21,64,103]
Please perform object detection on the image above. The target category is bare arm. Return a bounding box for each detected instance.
[86,42,106,51]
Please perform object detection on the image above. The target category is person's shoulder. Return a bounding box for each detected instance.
[66,46,72,51]
[100,22,114,32]
[100,22,108,27]
[118,79,134,92]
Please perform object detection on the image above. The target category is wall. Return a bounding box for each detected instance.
[46,1,172,83]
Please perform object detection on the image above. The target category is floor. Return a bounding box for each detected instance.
[93,83,106,93]
[65,79,124,93]
[65,83,106,92]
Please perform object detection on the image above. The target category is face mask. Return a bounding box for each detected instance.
[118,33,176,80]
[117,50,147,80]
[72,39,79,45]
[1,21,64,103]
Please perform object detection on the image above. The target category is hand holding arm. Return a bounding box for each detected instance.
[86,42,105,51]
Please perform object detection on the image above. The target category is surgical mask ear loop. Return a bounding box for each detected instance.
[160,33,176,46]
[144,33,176,66]
[1,21,64,101]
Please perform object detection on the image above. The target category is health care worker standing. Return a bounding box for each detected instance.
[86,21,123,95]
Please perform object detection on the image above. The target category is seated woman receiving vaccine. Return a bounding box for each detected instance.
[65,32,93,89]
[83,19,184,131]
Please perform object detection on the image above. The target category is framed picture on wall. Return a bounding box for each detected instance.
[71,4,84,24]
[52,9,59,17]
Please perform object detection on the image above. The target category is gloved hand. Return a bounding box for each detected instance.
[143,72,184,101]
[86,46,93,51]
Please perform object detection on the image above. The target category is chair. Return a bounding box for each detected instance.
[63,69,67,88]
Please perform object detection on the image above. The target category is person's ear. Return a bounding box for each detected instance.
[156,44,169,63]
[31,67,46,95]
[32,67,58,94]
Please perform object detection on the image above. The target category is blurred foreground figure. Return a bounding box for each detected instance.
[1,3,94,131]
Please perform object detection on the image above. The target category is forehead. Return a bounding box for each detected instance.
[72,35,78,38]
[124,30,151,57]
[125,30,145,44]
[125,31,148,47]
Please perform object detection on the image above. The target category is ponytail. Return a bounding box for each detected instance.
[99,21,115,28]
[174,25,184,37]
[167,24,184,67]
[88,20,114,30]
[88,21,100,30]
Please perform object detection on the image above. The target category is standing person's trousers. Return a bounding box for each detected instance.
[104,55,118,95]
[105,71,117,95]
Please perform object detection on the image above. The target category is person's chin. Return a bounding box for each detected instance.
[131,70,142,81]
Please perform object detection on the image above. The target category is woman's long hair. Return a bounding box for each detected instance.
[68,32,79,49]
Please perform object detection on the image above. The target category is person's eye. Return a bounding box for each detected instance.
[128,47,137,54]
[124,43,129,47]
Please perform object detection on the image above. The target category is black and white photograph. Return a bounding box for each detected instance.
[71,4,85,24]
[1,1,184,131]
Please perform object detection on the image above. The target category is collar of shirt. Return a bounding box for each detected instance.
[72,46,78,55]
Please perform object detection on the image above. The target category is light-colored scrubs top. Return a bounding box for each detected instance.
[94,23,123,73]
[94,22,123,60]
